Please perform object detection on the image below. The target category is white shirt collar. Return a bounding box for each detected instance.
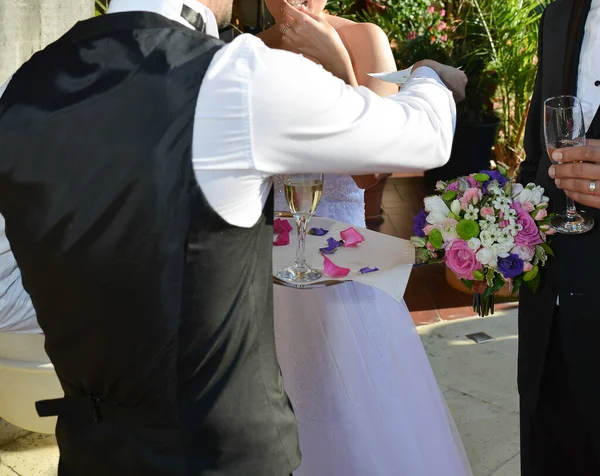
[107,0,220,39]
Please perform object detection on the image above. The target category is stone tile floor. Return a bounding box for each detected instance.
[0,308,521,475]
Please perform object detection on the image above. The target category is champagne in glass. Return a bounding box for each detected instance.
[544,95,594,234]
[277,174,324,284]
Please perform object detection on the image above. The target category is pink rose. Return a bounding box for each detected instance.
[481,207,494,217]
[534,209,548,221]
[511,244,535,261]
[537,201,549,210]
[523,262,533,272]
[426,5,435,14]
[437,21,447,31]
[444,239,482,280]
[423,224,436,235]
[522,201,535,212]
[513,202,543,247]
[426,242,436,251]
[440,8,446,16]
[499,220,510,228]
[440,34,448,42]
[460,188,482,209]
[407,30,417,40]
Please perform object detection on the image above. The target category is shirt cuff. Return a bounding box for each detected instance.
[409,66,445,87]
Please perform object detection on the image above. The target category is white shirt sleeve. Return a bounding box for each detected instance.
[249,41,456,175]
[192,35,455,227]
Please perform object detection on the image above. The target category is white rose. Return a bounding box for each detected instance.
[511,183,524,198]
[468,237,482,251]
[515,188,532,204]
[477,247,498,267]
[529,186,544,205]
[451,199,461,216]
[424,196,450,224]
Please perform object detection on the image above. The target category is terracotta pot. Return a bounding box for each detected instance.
[364,177,388,227]
[444,267,517,298]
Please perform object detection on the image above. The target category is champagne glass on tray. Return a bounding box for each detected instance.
[277,173,324,283]
[544,95,594,234]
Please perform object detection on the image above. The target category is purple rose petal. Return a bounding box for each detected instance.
[359,267,379,274]
[319,237,344,254]
[308,227,329,236]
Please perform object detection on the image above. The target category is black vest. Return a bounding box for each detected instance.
[0,12,299,476]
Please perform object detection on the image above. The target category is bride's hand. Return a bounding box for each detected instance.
[279,0,357,86]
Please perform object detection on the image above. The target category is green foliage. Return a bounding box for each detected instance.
[456,219,480,240]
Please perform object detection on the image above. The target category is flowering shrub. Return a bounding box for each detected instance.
[411,168,554,314]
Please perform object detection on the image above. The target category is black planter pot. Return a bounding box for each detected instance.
[423,114,501,191]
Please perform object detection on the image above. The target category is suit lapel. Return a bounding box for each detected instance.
[562,0,592,95]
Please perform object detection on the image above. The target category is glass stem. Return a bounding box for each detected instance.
[294,216,309,270]
[565,193,578,218]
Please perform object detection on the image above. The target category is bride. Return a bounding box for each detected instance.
[261,2,473,475]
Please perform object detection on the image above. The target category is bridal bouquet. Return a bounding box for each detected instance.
[410,169,554,316]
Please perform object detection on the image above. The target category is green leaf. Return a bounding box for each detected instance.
[497,164,509,178]
[461,279,474,291]
[429,228,443,249]
[512,276,523,295]
[410,236,427,248]
[472,270,485,281]
[473,173,491,182]
[486,268,496,287]
[442,190,457,202]
[484,274,505,298]
[523,264,539,282]
[525,270,541,293]
[540,242,555,257]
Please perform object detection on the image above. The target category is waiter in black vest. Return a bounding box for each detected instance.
[518,0,600,473]
[0,0,465,474]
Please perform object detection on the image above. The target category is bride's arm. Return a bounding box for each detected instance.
[336,23,398,189]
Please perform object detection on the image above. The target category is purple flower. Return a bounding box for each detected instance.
[480,170,508,193]
[497,253,524,279]
[319,237,344,254]
[413,209,428,237]
[359,267,379,274]
[308,227,329,236]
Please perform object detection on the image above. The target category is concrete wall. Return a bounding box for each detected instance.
[0,0,94,84]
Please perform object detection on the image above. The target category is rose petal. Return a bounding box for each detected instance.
[274,218,293,234]
[308,227,329,236]
[273,230,290,246]
[319,245,338,254]
[359,267,379,274]
[319,237,344,254]
[340,227,364,247]
[323,255,351,277]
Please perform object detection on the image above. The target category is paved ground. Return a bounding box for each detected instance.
[0,307,521,476]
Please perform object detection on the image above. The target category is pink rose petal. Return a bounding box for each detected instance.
[273,230,290,246]
[340,227,364,247]
[322,255,351,277]
[274,218,293,234]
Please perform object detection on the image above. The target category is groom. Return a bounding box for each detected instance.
[518,0,600,473]
[0,0,465,474]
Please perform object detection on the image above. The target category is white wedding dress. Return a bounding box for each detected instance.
[273,174,473,476]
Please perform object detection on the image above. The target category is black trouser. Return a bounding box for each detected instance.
[520,308,600,475]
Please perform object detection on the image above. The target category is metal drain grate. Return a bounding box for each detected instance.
[466,332,494,344]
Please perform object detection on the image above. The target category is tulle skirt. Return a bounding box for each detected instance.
[274,281,472,476]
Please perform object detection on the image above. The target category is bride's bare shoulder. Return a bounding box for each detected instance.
[257,26,280,48]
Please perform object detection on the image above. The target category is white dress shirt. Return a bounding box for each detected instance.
[578,0,600,132]
[0,0,456,332]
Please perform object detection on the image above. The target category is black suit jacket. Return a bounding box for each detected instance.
[518,0,600,420]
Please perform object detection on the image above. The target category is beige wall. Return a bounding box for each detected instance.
[0,0,93,84]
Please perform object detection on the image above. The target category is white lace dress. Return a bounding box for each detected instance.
[273,174,473,476]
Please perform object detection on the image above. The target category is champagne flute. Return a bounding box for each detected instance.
[277,173,324,283]
[544,95,594,234]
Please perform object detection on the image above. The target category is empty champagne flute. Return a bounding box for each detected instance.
[277,173,324,283]
[544,95,594,234]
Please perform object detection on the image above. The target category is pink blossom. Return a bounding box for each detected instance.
[445,240,482,280]
[440,34,448,42]
[511,244,535,261]
[437,21,447,31]
[513,202,543,247]
[426,242,436,251]
[523,262,533,272]
[481,207,494,217]
[499,220,510,228]
[537,201,549,209]
[423,224,436,235]
[521,201,535,212]
[460,188,483,209]
[534,209,548,221]
[439,8,446,16]
[445,182,459,192]
[426,5,435,14]
[407,30,417,40]
[467,176,479,188]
